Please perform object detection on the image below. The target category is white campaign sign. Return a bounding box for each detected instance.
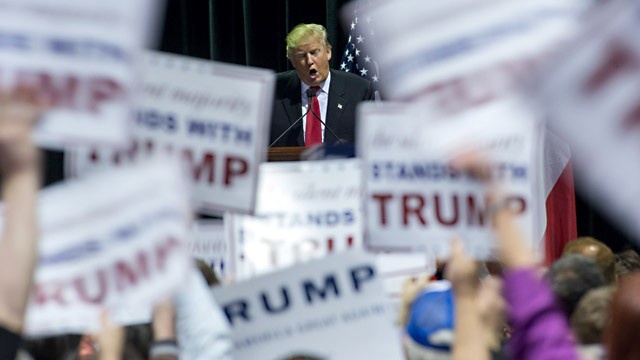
[358,100,542,259]
[66,51,275,214]
[16,158,192,336]
[0,0,156,148]
[354,0,589,102]
[225,159,434,312]
[226,159,363,279]
[350,0,589,254]
[190,219,230,280]
[533,0,640,243]
[211,251,405,360]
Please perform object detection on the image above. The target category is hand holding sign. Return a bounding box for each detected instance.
[0,86,47,174]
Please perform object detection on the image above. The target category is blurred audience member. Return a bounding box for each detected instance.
[547,254,607,319]
[571,285,614,360]
[604,273,640,360]
[563,237,615,284]
[614,248,640,280]
[403,280,455,360]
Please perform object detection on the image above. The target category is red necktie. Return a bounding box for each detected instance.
[305,86,322,146]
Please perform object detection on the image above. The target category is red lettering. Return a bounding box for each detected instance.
[182,149,215,184]
[115,251,150,291]
[434,193,459,226]
[16,72,78,108]
[87,77,124,113]
[224,156,248,186]
[402,194,427,226]
[467,195,488,227]
[73,270,108,304]
[33,282,67,306]
[584,41,638,94]
[155,236,181,270]
[13,72,124,113]
[371,193,393,226]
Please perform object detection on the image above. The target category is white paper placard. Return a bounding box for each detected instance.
[211,251,405,360]
[226,159,363,279]
[190,219,230,280]
[533,0,640,243]
[15,158,192,336]
[0,0,157,148]
[358,100,542,259]
[353,0,589,102]
[66,51,275,215]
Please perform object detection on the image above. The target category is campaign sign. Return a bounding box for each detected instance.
[0,0,157,148]
[358,100,542,258]
[211,251,405,360]
[533,0,640,244]
[226,159,363,279]
[352,0,589,103]
[17,158,192,336]
[66,51,275,214]
[190,219,230,280]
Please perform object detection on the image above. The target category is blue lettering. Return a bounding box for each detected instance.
[303,275,340,302]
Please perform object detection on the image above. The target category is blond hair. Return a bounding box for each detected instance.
[285,23,331,58]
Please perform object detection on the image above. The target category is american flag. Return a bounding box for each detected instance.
[340,8,381,98]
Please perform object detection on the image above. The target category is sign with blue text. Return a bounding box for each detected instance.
[13,158,192,336]
[66,51,275,215]
[358,100,542,259]
[211,251,404,360]
[0,0,158,148]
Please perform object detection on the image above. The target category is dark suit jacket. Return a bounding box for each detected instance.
[269,69,375,147]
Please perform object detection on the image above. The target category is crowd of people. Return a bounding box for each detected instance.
[1,7,639,360]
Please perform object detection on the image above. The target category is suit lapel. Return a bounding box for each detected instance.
[326,70,345,144]
[280,71,304,146]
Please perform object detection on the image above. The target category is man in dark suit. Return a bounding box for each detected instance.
[269,23,375,147]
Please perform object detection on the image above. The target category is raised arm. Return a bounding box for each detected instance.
[0,87,44,333]
[452,151,578,360]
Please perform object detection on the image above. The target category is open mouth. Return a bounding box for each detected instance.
[309,69,317,78]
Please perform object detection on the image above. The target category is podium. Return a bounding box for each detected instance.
[267,144,355,162]
[267,146,307,162]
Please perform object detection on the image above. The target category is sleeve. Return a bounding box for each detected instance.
[503,268,579,360]
[0,325,22,360]
[174,270,233,360]
[150,339,180,360]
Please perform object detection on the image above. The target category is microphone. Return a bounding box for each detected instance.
[268,88,316,148]
[305,87,345,145]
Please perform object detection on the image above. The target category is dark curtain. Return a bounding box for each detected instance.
[43,0,637,252]
[159,0,353,72]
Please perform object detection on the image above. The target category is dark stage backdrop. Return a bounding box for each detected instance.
[43,0,638,253]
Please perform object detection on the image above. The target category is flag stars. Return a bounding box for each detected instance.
[355,48,360,56]
[347,54,354,62]
[364,56,371,63]
[350,22,356,30]
[372,75,378,82]
[340,62,347,70]
[356,35,364,43]
[360,68,368,76]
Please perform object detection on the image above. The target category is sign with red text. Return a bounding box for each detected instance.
[225,159,435,307]
[190,219,230,280]
[211,251,405,360]
[533,0,640,243]
[353,0,589,103]
[0,0,157,148]
[66,51,275,215]
[358,101,542,258]
[226,159,363,279]
[17,158,192,336]
[350,0,587,256]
